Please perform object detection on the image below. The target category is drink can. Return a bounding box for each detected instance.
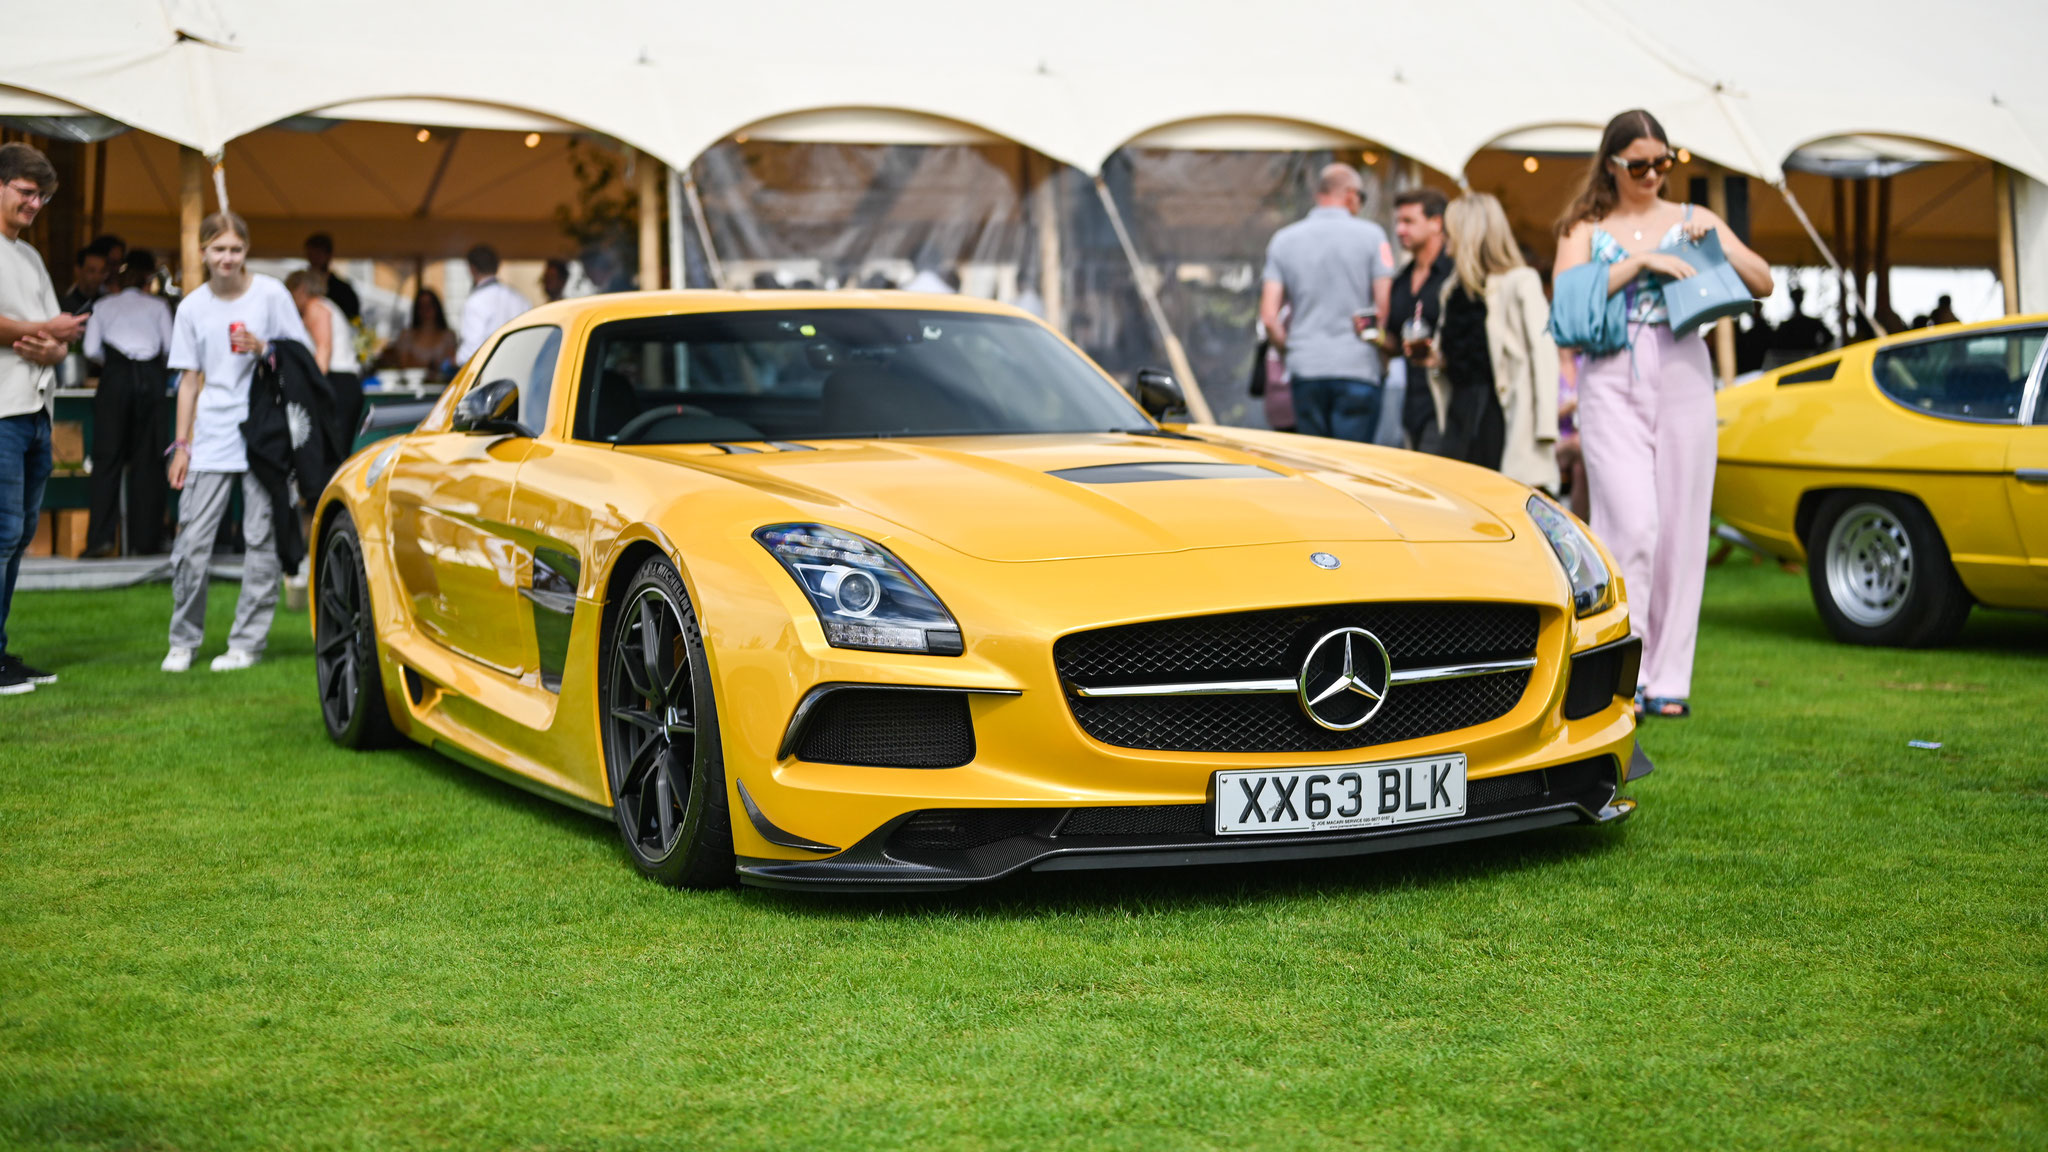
[228,321,247,351]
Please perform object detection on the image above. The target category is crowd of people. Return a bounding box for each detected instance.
[1259,109,1777,719]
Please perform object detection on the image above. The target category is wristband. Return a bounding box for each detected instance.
[165,440,189,458]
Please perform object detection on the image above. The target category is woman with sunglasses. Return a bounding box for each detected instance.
[1554,109,1772,719]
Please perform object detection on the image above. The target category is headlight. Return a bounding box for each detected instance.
[1526,495,1613,617]
[754,524,964,655]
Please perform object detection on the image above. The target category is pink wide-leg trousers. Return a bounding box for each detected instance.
[1577,324,1715,701]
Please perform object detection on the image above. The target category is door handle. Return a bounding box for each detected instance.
[2019,469,2048,485]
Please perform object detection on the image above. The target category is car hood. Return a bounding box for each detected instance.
[631,432,1518,562]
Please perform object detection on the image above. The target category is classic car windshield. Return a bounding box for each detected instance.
[573,309,1152,444]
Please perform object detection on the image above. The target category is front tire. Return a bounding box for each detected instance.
[1805,492,1972,647]
[599,556,734,889]
[316,511,399,748]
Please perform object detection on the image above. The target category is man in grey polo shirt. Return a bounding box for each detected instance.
[1258,164,1395,441]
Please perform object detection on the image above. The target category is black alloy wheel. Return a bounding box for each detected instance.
[600,556,733,888]
[316,513,397,748]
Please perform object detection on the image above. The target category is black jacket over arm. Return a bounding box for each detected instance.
[240,339,339,577]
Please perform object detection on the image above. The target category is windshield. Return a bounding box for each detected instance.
[574,309,1152,444]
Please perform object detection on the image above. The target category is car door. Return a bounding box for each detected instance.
[386,325,560,678]
[2009,334,2048,585]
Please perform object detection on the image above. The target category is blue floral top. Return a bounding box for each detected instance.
[1591,216,1688,325]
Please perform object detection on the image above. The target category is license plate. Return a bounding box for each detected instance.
[1213,754,1467,835]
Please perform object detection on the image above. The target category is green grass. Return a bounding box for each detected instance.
[2,564,2045,1151]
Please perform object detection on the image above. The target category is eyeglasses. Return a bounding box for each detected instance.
[1609,154,1677,179]
[5,182,50,205]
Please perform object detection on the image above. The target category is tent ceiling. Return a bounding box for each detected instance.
[3,1,2040,181]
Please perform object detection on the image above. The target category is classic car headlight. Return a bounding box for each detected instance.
[1526,495,1613,616]
[754,524,964,655]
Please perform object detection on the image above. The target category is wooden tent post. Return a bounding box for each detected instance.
[1851,178,1871,334]
[1994,163,2019,315]
[1707,168,1735,386]
[178,146,204,294]
[1026,150,1065,332]
[636,149,662,291]
[1831,178,1848,342]
[1874,176,1892,323]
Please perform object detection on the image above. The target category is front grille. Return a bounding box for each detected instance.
[1563,637,1640,720]
[887,809,1046,852]
[1469,769,1546,808]
[796,689,974,768]
[1056,602,1540,753]
[1057,804,1208,837]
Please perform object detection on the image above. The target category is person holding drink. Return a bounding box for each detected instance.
[162,211,311,674]
[1257,163,1395,441]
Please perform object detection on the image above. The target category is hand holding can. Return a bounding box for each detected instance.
[228,322,259,355]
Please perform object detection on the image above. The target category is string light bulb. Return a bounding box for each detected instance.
[1677,148,1692,164]
[1522,156,1540,173]
[524,133,541,148]
[416,128,431,143]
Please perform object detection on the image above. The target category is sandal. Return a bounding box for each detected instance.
[1644,697,1691,719]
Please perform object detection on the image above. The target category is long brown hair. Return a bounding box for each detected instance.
[1556,109,1669,236]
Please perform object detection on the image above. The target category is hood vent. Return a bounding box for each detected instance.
[1049,462,1282,485]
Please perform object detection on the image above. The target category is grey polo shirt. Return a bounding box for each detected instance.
[1262,205,1396,382]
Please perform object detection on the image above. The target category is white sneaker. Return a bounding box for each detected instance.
[210,648,261,672]
[161,646,194,673]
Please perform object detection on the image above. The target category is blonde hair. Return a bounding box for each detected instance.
[1445,192,1525,299]
[284,268,328,296]
[198,211,250,248]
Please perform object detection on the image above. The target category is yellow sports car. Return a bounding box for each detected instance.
[1715,315,2048,646]
[311,292,1647,891]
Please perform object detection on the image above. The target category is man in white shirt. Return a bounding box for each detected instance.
[0,143,86,695]
[82,248,175,557]
[456,244,531,365]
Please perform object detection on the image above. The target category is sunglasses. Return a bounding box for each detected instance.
[1609,154,1677,179]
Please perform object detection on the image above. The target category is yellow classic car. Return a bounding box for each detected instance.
[1715,314,2048,646]
[312,292,1646,891]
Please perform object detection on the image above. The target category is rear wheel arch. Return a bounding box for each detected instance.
[1794,485,1939,547]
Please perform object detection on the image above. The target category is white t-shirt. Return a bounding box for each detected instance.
[456,278,532,365]
[168,275,312,473]
[0,235,61,419]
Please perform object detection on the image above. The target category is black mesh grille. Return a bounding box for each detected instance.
[796,689,974,768]
[1056,603,1540,753]
[1058,804,1208,837]
[1056,602,1539,687]
[1469,769,1546,809]
[887,809,1046,852]
[1069,669,1531,754]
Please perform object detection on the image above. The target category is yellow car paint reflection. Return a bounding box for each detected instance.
[313,292,1644,892]
[1715,313,2048,645]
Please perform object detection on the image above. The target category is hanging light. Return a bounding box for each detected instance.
[416,128,431,143]
[524,133,541,148]
[1361,150,1380,166]
[1677,148,1692,164]
[1522,156,1540,173]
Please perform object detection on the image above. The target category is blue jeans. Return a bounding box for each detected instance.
[1291,377,1385,442]
[0,410,53,658]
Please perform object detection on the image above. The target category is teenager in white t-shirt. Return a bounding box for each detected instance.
[162,212,312,674]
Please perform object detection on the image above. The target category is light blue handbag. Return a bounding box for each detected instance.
[1660,224,1754,339]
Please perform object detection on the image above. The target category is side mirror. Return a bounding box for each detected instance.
[451,378,525,436]
[1133,368,1188,422]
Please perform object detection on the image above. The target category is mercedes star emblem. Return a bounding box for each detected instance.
[1310,552,1341,569]
[1297,627,1393,731]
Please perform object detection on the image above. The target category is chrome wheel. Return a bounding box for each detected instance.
[604,583,698,860]
[1824,502,1913,627]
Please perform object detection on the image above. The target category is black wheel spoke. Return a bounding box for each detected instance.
[617,733,663,799]
[653,764,677,846]
[317,627,353,658]
[610,706,663,736]
[637,598,666,708]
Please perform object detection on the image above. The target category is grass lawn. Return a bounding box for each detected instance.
[2,562,2045,1151]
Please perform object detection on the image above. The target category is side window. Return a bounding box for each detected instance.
[473,325,563,434]
[1872,328,2045,424]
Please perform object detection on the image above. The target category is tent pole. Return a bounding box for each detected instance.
[681,168,724,289]
[1092,175,1213,424]
[1831,178,1848,343]
[1706,167,1735,386]
[1874,176,1892,323]
[1994,163,2019,315]
[1028,151,1065,332]
[1775,179,1882,337]
[88,140,106,241]
[1851,179,1871,336]
[636,149,662,292]
[178,146,204,294]
[664,167,686,290]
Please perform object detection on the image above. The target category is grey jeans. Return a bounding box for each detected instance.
[168,470,279,654]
